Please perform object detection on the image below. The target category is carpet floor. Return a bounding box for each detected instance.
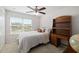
[0,40,66,53]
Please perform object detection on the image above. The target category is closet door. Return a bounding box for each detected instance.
[0,8,5,49]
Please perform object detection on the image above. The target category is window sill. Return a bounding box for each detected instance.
[10,33,19,35]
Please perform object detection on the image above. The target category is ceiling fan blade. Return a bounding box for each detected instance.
[39,12,46,14]
[27,6,35,11]
[35,6,38,12]
[26,11,34,13]
[39,7,46,11]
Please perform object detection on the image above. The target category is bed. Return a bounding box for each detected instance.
[18,31,49,52]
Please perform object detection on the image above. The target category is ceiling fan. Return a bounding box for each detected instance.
[26,6,46,15]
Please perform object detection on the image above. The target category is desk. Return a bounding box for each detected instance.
[50,33,69,47]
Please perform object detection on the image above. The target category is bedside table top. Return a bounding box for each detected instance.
[70,34,79,52]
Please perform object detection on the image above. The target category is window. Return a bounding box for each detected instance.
[10,17,32,34]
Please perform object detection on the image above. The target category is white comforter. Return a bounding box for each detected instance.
[18,31,49,52]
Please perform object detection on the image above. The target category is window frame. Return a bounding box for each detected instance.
[10,16,32,34]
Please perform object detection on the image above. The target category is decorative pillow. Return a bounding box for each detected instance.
[40,28,45,32]
[37,28,45,32]
[42,29,45,32]
[37,28,42,32]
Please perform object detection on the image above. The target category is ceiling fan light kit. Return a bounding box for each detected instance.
[35,12,39,15]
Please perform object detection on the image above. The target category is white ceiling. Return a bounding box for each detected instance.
[3,6,66,16]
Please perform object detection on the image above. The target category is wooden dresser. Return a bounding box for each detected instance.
[50,16,72,47]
